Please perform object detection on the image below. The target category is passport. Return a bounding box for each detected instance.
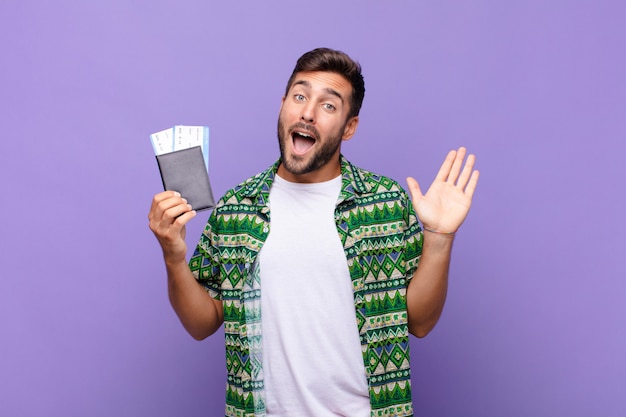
[151,126,214,211]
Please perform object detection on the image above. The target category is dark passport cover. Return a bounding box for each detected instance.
[156,146,215,211]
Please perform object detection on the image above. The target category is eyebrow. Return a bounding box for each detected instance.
[293,80,344,104]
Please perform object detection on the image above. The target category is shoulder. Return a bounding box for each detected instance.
[343,158,409,197]
[216,161,279,208]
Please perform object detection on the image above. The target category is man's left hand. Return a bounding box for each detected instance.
[406,147,480,234]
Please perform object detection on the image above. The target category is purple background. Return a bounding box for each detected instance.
[1,1,625,416]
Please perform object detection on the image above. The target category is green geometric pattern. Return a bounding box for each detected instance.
[189,156,423,417]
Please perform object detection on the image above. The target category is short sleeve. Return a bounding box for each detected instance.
[403,192,423,284]
[188,211,222,300]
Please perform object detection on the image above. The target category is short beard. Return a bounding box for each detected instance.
[277,118,345,176]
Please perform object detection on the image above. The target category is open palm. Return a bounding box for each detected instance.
[406,147,479,234]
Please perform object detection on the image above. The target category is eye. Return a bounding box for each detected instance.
[323,103,336,111]
[294,94,306,102]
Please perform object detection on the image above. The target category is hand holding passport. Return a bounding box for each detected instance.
[150,126,215,211]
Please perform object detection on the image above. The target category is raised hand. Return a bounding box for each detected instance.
[406,147,479,234]
[148,191,223,340]
[148,191,197,262]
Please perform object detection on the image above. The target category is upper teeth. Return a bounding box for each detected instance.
[298,132,312,138]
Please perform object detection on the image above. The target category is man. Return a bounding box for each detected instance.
[149,48,479,417]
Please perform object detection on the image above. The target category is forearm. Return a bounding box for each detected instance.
[406,230,454,337]
[165,258,223,340]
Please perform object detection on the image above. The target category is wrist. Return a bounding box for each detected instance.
[422,227,455,252]
[163,252,189,269]
[423,226,456,236]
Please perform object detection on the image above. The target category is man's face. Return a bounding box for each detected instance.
[277,71,359,183]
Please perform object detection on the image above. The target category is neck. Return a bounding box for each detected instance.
[277,156,341,184]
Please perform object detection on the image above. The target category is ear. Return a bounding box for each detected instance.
[342,116,359,141]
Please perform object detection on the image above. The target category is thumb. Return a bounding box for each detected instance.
[406,177,423,202]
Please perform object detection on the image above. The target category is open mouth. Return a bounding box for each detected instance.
[291,129,317,155]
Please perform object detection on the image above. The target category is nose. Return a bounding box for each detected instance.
[301,102,315,123]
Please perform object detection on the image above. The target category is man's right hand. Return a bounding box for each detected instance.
[148,191,197,263]
[148,191,222,340]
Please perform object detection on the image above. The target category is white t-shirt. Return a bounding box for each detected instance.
[259,174,370,416]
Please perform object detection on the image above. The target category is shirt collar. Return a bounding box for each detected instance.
[337,155,372,204]
[240,155,372,203]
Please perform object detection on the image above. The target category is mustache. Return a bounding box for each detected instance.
[288,122,320,139]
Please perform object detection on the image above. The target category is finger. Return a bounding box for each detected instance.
[150,198,183,223]
[464,170,480,199]
[447,147,467,184]
[149,191,182,218]
[406,177,423,201]
[456,153,476,189]
[164,210,196,245]
[152,190,181,206]
[171,208,197,228]
[162,201,194,223]
[150,196,190,229]
[434,149,457,182]
[162,196,189,213]
[150,202,194,237]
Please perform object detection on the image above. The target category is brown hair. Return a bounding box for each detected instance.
[285,48,365,119]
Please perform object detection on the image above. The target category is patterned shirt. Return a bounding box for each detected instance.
[189,156,423,417]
